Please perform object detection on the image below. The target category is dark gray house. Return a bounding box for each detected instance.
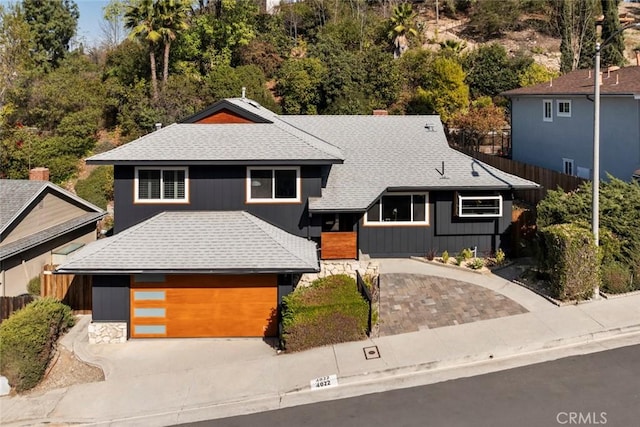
[57,98,538,340]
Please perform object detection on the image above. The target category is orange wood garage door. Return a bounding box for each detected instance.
[130,274,278,338]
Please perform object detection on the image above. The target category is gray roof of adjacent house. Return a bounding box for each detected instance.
[280,115,539,211]
[88,99,344,165]
[55,211,319,274]
[0,179,105,261]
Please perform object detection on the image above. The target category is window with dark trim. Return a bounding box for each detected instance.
[246,167,300,203]
[365,193,428,225]
[135,167,188,202]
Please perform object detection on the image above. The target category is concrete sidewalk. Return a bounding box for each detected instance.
[2,258,640,426]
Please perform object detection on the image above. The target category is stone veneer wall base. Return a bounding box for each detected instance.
[88,322,127,344]
[298,260,379,287]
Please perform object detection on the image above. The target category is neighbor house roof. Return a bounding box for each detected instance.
[502,66,640,97]
[280,116,539,211]
[0,179,105,261]
[55,211,319,274]
[88,98,344,165]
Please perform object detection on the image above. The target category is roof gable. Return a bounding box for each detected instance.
[180,98,273,124]
[0,180,104,236]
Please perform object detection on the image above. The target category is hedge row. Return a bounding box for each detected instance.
[538,223,598,301]
[0,298,75,392]
[281,275,369,352]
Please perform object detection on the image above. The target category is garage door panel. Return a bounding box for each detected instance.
[130,275,278,338]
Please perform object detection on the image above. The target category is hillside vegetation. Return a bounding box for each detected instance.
[1,0,639,193]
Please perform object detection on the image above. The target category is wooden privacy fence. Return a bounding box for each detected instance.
[0,294,35,323]
[453,147,589,206]
[42,264,92,314]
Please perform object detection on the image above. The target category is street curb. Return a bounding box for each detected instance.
[12,323,640,427]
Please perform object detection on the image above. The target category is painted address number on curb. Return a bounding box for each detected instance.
[310,374,338,390]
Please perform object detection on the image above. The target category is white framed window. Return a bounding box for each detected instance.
[543,99,553,122]
[563,158,575,176]
[557,100,571,117]
[135,167,188,203]
[457,195,502,218]
[246,167,301,203]
[364,193,429,226]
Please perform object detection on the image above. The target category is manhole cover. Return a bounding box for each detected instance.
[363,345,380,360]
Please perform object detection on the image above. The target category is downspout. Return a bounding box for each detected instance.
[1,263,5,297]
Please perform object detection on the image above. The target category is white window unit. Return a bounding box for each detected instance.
[135,167,188,203]
[543,99,553,122]
[563,158,575,176]
[557,100,571,117]
[246,167,301,203]
[457,195,503,218]
[364,193,429,226]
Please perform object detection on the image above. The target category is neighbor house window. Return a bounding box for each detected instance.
[246,167,300,203]
[557,100,571,117]
[563,158,575,176]
[135,167,188,203]
[457,195,502,217]
[364,193,428,226]
[543,99,553,122]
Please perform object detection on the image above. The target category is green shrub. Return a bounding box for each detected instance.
[75,166,114,210]
[281,275,369,352]
[441,250,450,264]
[601,262,631,294]
[0,298,75,392]
[460,247,473,260]
[538,224,599,301]
[469,258,484,270]
[495,248,505,265]
[27,276,41,296]
[455,254,465,266]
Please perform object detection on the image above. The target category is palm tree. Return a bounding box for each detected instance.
[156,0,189,89]
[124,0,161,101]
[388,3,419,59]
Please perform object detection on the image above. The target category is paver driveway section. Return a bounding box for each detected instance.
[378,273,528,336]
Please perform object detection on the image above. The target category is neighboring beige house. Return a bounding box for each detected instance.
[0,168,105,296]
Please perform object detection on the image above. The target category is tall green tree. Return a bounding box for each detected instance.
[276,58,326,114]
[155,0,189,88]
[388,2,419,58]
[101,0,127,48]
[405,56,469,123]
[462,43,522,99]
[124,0,161,101]
[600,0,625,67]
[557,0,597,73]
[21,0,79,70]
[0,5,33,111]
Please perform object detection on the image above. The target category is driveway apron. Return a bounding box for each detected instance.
[378,273,528,336]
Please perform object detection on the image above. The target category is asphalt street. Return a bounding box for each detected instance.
[180,344,640,427]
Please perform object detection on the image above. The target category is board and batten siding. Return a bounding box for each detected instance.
[113,165,323,237]
[92,275,130,324]
[1,192,89,246]
[358,191,513,257]
[510,96,640,181]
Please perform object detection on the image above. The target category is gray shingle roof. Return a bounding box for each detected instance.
[0,212,104,261]
[280,116,539,211]
[0,179,105,234]
[87,121,344,164]
[56,211,319,274]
